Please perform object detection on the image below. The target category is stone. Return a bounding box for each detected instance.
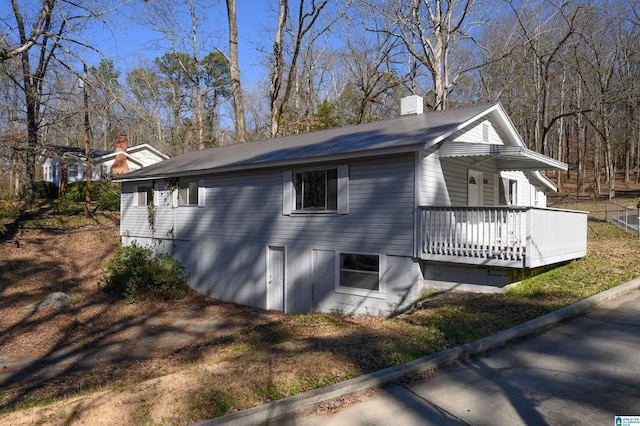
[28,292,73,311]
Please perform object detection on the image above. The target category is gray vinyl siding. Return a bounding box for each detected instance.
[168,154,416,255]
[419,147,451,206]
[440,157,500,206]
[453,119,501,144]
[120,183,153,238]
[121,154,416,314]
[312,253,423,316]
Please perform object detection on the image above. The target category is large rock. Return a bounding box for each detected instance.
[28,292,73,311]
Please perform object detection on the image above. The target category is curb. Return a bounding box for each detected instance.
[195,277,640,426]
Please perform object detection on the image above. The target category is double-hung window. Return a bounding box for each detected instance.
[178,180,199,206]
[294,168,337,212]
[283,165,348,215]
[68,164,78,179]
[135,185,153,207]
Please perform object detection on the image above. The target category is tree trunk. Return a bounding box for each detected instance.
[83,64,92,218]
[269,0,287,138]
[226,0,247,142]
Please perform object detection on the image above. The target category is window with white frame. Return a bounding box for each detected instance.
[283,165,348,215]
[294,168,337,212]
[135,185,153,207]
[336,253,383,295]
[498,178,518,205]
[68,163,78,179]
[178,179,199,206]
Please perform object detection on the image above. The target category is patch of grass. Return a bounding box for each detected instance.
[290,313,342,326]
[188,389,237,420]
[18,214,118,231]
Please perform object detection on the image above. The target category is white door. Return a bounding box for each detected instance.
[468,170,483,206]
[267,246,285,311]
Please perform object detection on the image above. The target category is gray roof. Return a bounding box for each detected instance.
[116,103,501,181]
[48,145,112,160]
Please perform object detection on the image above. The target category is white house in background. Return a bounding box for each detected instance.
[41,136,169,189]
[115,98,588,316]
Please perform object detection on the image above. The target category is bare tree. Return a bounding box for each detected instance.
[369,0,482,111]
[269,0,332,137]
[1,0,119,204]
[140,0,220,150]
[225,0,247,142]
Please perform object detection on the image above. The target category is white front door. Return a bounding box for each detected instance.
[267,246,285,311]
[468,169,483,206]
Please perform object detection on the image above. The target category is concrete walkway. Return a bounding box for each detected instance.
[201,278,640,425]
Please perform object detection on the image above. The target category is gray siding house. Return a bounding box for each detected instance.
[116,99,587,316]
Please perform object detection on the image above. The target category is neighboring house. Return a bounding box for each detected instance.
[116,98,588,316]
[41,136,169,190]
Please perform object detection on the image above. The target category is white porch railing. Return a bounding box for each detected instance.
[419,206,588,268]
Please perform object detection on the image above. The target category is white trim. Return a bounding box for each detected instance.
[133,185,140,207]
[337,165,349,215]
[334,252,386,299]
[282,171,293,215]
[198,179,205,207]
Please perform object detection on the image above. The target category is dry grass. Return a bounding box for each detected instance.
[1,197,640,425]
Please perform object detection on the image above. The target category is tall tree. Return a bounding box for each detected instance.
[6,0,67,204]
[225,0,247,142]
[370,0,482,111]
[91,58,123,150]
[140,0,219,149]
[1,0,116,204]
[269,0,331,137]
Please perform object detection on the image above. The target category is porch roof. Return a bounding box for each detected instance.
[438,142,568,171]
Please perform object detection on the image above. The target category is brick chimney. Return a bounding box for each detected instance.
[110,135,130,175]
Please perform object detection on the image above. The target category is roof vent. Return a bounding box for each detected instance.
[401,95,424,116]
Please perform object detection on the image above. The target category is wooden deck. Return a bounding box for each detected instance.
[419,206,588,268]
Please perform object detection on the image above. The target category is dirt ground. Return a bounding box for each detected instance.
[1,191,639,425]
[0,214,287,425]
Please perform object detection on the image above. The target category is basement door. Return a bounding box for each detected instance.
[267,246,285,311]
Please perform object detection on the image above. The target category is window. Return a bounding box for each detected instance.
[283,165,348,215]
[135,186,153,207]
[337,253,382,296]
[178,180,199,206]
[68,164,78,179]
[499,178,518,205]
[294,168,337,211]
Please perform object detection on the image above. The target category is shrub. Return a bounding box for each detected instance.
[61,182,87,203]
[51,196,84,215]
[33,181,58,199]
[0,192,23,219]
[102,242,189,303]
[95,182,121,211]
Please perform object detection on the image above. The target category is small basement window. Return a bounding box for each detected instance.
[336,253,384,297]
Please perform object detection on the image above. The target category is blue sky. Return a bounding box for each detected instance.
[0,1,276,85]
[94,1,276,85]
